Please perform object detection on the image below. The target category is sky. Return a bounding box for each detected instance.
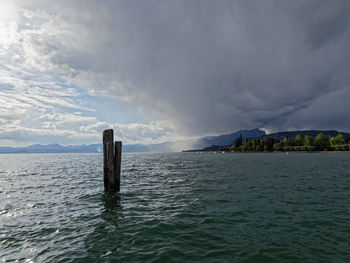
[0,0,350,146]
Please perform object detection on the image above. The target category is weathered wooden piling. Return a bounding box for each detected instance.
[115,141,122,192]
[103,129,122,192]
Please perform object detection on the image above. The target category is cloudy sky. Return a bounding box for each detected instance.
[0,0,350,146]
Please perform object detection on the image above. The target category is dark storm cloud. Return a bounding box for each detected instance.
[18,0,350,135]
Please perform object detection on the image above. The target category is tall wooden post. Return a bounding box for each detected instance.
[103,129,121,192]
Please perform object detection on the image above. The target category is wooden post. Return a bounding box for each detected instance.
[103,129,122,193]
[115,141,122,192]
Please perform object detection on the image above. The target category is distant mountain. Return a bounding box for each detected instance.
[122,129,266,152]
[0,142,178,154]
[192,128,266,149]
[265,130,350,141]
[184,145,222,152]
[124,129,266,152]
[185,129,350,152]
[123,142,176,152]
[0,128,266,154]
[0,144,102,154]
[2,129,347,154]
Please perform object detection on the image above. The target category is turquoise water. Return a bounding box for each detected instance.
[1,152,350,262]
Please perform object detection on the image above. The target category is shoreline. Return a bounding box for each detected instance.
[188,150,350,154]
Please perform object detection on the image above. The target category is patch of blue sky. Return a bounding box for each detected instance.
[75,87,146,125]
[0,84,14,90]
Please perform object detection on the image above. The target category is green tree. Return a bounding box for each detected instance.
[334,134,345,145]
[260,138,265,151]
[304,135,314,147]
[244,138,249,148]
[273,142,283,151]
[265,137,275,151]
[252,139,256,151]
[329,136,336,149]
[283,137,293,147]
[255,138,264,151]
[234,134,243,148]
[314,133,329,151]
[295,134,304,146]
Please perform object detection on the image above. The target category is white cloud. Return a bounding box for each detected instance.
[0,0,186,146]
[113,121,177,144]
[2,0,350,146]
[79,120,178,145]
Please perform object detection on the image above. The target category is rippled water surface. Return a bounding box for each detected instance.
[1,152,350,262]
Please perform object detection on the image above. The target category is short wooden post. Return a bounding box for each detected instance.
[103,129,122,192]
[115,141,122,192]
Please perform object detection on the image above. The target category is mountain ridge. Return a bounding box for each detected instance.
[185,129,350,152]
[1,129,349,154]
[192,128,265,149]
[265,130,350,140]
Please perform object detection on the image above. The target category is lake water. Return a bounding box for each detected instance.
[1,152,350,262]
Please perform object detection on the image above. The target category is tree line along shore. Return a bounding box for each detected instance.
[221,133,350,152]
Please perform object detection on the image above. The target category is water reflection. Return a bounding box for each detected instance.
[81,192,123,261]
[101,192,122,214]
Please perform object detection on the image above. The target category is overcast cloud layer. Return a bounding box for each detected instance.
[1,0,350,145]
